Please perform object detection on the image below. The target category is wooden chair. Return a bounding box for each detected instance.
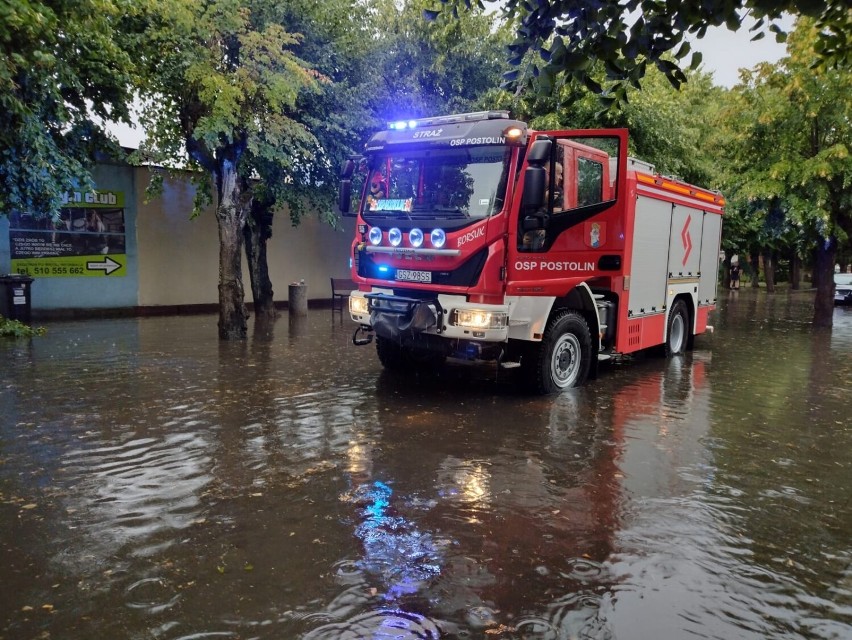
[330,277,355,312]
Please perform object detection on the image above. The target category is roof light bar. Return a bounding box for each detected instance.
[386,111,509,130]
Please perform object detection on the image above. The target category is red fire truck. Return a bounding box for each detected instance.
[339,111,723,393]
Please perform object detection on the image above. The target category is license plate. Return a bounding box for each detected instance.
[396,269,432,283]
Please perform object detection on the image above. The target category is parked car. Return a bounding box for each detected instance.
[835,273,852,305]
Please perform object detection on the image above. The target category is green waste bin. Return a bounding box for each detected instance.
[0,274,34,323]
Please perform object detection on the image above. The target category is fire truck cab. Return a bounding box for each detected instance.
[339,111,723,393]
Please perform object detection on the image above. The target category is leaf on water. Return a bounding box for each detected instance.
[22,504,37,510]
[41,604,54,611]
[217,565,225,574]
[243,563,253,572]
[22,606,33,612]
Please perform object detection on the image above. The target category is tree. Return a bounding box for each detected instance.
[242,0,376,321]
[719,18,852,326]
[373,0,510,118]
[244,0,509,321]
[429,0,851,108]
[133,0,321,339]
[1,0,136,219]
[495,59,725,189]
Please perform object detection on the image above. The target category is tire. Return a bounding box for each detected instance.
[664,300,689,357]
[523,311,592,394]
[376,336,406,370]
[375,337,445,371]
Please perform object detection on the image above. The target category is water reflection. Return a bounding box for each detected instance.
[0,292,850,639]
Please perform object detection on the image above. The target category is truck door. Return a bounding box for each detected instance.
[508,130,627,293]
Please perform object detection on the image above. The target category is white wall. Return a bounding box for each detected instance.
[135,167,355,308]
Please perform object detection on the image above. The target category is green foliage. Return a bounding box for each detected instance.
[429,0,850,108]
[370,0,510,118]
[0,315,45,338]
[244,0,512,227]
[0,0,137,218]
[497,60,725,188]
[250,0,377,226]
[719,18,852,256]
[132,0,320,198]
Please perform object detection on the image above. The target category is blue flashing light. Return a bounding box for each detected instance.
[388,119,418,131]
[378,265,390,273]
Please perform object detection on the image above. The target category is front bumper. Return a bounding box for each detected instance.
[349,291,510,343]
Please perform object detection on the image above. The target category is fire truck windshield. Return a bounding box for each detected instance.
[362,146,511,220]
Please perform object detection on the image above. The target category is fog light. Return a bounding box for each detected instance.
[349,295,369,315]
[452,309,508,329]
[409,228,424,248]
[388,227,402,247]
[430,228,446,248]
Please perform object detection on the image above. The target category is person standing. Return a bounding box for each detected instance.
[730,262,741,290]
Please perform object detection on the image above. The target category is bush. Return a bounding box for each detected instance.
[0,315,46,338]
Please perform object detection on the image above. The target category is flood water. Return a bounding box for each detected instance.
[1,290,850,640]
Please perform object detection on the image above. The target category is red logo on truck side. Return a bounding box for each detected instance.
[681,215,692,265]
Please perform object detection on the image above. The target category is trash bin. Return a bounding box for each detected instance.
[288,279,308,317]
[0,274,34,323]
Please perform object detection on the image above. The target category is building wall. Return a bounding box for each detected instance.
[135,167,355,308]
[1,162,356,316]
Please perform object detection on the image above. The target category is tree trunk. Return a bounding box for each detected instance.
[813,237,836,328]
[244,196,277,322]
[215,155,250,340]
[763,249,775,293]
[750,251,761,289]
[791,253,801,290]
[811,246,822,290]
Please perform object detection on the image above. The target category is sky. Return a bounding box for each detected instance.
[688,15,794,88]
[109,14,794,148]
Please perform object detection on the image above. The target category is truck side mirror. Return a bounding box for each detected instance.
[521,165,546,212]
[527,138,552,165]
[338,180,353,216]
[338,158,358,216]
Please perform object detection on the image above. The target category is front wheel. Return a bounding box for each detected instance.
[523,311,592,394]
[664,300,689,356]
[376,336,406,370]
[376,337,445,371]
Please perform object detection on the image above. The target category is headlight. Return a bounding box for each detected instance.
[409,228,424,248]
[451,309,509,329]
[430,228,446,248]
[368,227,383,246]
[349,295,369,315]
[388,227,402,247]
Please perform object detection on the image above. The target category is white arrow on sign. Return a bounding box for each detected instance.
[86,256,122,275]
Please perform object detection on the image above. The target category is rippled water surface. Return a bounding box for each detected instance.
[1,291,850,639]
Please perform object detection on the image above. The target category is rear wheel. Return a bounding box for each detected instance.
[664,300,689,356]
[523,311,592,394]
